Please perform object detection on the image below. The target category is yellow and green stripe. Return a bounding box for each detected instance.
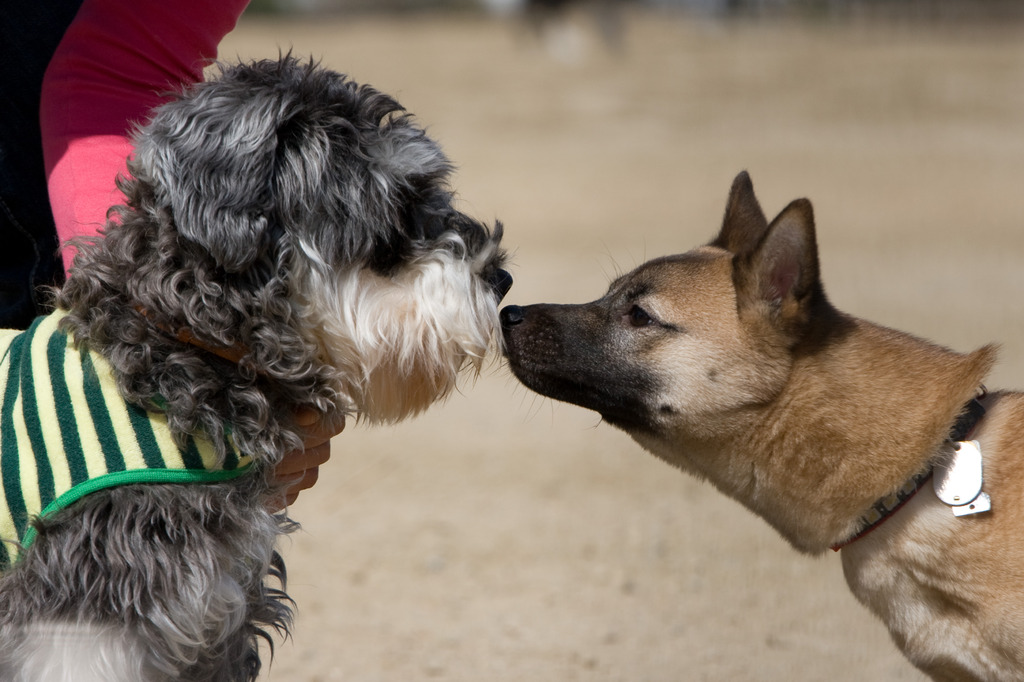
[0,312,252,568]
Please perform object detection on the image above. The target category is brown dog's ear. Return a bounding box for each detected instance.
[735,198,822,322]
[710,171,769,254]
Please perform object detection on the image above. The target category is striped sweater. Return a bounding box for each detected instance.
[0,311,252,568]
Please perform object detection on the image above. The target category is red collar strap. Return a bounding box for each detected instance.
[830,392,987,552]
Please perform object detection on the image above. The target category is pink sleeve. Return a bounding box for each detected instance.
[41,0,251,273]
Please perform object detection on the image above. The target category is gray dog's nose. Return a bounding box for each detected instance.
[500,305,524,328]
[490,269,514,302]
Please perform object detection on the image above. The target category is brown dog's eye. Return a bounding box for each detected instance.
[627,305,653,328]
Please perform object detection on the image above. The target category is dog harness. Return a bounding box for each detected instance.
[0,311,252,569]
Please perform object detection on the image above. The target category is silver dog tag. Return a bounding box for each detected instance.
[933,440,984,507]
[952,492,991,517]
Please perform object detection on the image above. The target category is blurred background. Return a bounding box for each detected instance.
[250,0,1024,21]
[219,3,1024,680]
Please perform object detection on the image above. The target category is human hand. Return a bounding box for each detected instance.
[268,408,345,512]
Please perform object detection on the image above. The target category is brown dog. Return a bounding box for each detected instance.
[500,172,1024,681]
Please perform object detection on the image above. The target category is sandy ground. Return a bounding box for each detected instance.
[217,11,1024,681]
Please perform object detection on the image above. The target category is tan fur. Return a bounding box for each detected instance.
[502,172,1021,680]
[842,392,1024,681]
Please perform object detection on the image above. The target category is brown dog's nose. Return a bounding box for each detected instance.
[500,305,524,328]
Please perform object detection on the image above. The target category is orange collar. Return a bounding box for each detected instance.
[135,305,250,365]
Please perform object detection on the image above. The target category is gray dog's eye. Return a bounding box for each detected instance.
[626,305,654,328]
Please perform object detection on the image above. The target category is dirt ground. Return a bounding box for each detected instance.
[217,11,1024,681]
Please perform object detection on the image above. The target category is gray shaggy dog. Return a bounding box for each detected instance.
[0,56,510,681]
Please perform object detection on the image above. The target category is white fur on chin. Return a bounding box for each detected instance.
[294,233,503,423]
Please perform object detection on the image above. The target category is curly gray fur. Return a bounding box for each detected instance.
[0,56,508,680]
[0,483,291,681]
